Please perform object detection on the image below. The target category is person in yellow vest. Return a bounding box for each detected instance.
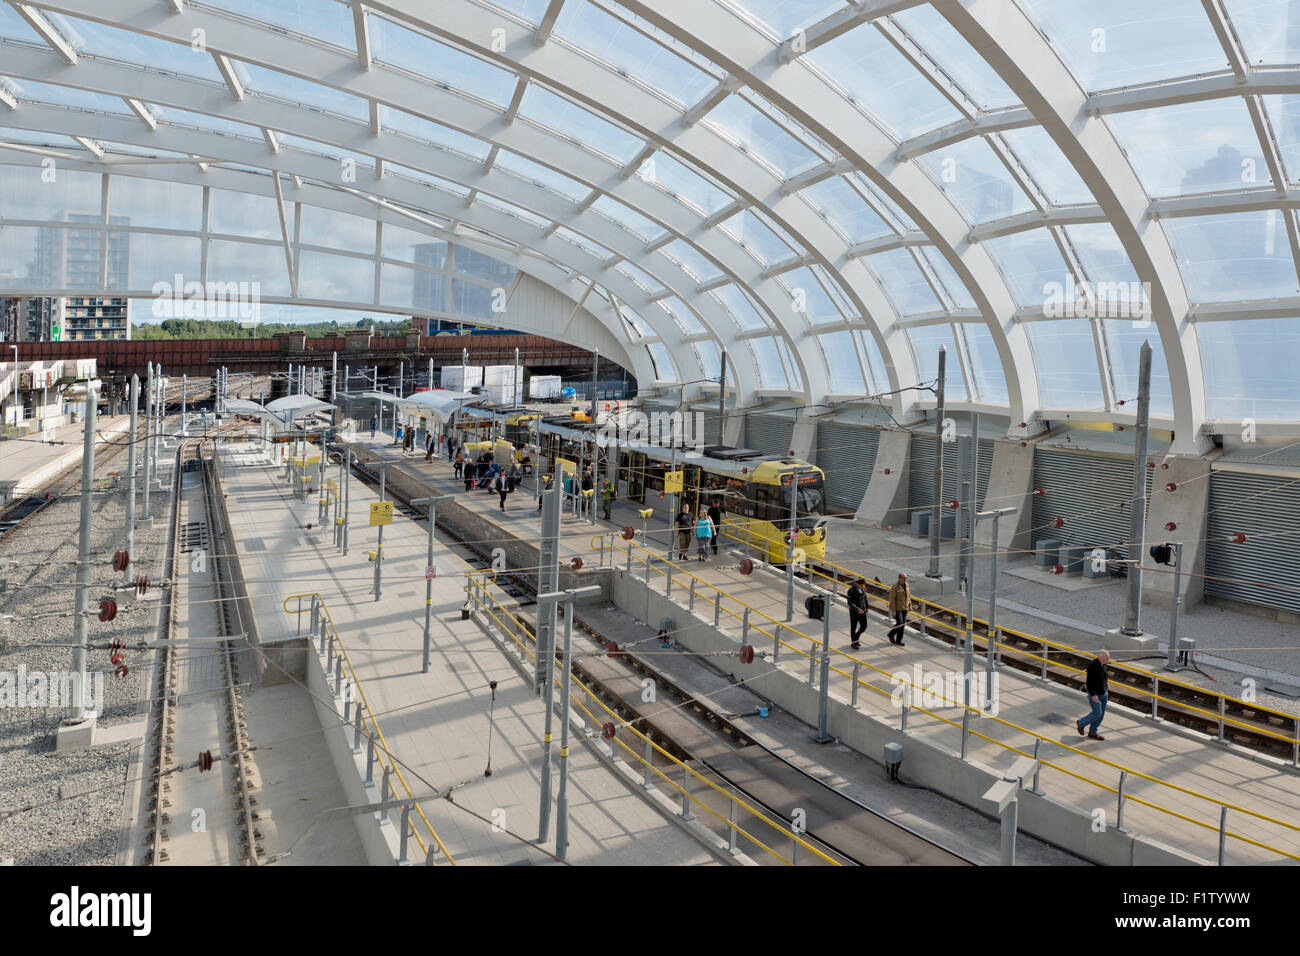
[887,573,910,646]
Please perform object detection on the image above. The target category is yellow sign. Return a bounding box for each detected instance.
[558,457,576,476]
[296,455,321,468]
[369,501,393,526]
[664,470,684,494]
[327,478,338,494]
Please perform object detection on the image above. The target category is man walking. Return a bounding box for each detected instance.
[887,572,910,646]
[707,497,724,556]
[846,578,868,649]
[1076,650,1110,741]
[674,502,692,560]
[601,479,615,521]
[446,432,456,462]
[369,414,377,439]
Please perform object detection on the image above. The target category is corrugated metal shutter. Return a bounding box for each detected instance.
[1206,468,1300,614]
[818,423,879,514]
[744,414,793,458]
[909,433,994,513]
[1031,447,1150,550]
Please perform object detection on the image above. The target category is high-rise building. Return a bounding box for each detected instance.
[32,212,132,341]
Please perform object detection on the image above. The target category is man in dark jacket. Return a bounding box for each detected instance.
[707,498,724,555]
[1076,650,1111,740]
[846,578,868,649]
[674,503,692,560]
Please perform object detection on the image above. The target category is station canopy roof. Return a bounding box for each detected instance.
[1,1,1299,452]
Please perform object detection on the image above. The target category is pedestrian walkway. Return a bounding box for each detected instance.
[346,431,1300,866]
[216,439,718,866]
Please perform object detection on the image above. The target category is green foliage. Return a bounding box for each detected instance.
[130,316,411,340]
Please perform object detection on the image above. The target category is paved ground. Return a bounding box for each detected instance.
[0,416,130,494]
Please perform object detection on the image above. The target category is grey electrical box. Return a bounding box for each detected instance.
[884,742,903,768]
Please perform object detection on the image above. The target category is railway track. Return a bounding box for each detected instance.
[141,425,264,865]
[346,449,971,866]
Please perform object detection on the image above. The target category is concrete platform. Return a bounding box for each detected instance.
[343,432,1300,866]
[215,439,719,866]
[0,415,131,495]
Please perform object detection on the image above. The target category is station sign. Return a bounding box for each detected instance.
[369,501,393,526]
[664,470,684,494]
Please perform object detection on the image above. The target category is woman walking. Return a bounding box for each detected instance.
[695,508,716,561]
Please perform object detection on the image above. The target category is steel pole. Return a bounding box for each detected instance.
[814,590,833,742]
[1122,342,1153,635]
[927,346,946,579]
[986,512,1000,710]
[786,471,797,620]
[555,597,574,859]
[181,374,187,436]
[374,465,385,601]
[143,362,153,520]
[718,349,726,444]
[537,597,557,843]
[343,448,351,556]
[70,388,96,721]
[1167,543,1184,671]
[125,375,138,589]
[332,351,338,403]
[412,496,444,673]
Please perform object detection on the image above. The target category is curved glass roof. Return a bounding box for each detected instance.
[0,0,1297,442]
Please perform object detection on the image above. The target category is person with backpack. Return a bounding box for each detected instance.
[395,422,404,447]
[695,508,716,561]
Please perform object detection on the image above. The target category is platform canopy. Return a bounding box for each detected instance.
[394,390,481,424]
[1,1,1298,449]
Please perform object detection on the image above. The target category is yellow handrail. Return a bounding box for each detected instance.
[283,592,456,865]
[463,570,840,866]
[607,537,1300,862]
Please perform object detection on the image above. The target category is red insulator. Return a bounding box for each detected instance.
[739,644,755,665]
[1165,482,1178,492]
[1052,563,1064,575]
[570,556,583,571]
[306,523,313,530]
[115,663,129,678]
[601,722,616,740]
[1165,521,1177,532]
[1115,425,1125,432]
[198,750,213,773]
[112,550,130,572]
[948,499,959,510]
[1230,532,1246,544]
[1116,399,1126,406]
[1019,422,1027,428]
[621,526,635,540]
[1020,441,1027,448]
[1162,463,1170,469]
[134,574,150,597]
[97,599,117,622]
[1033,488,1044,497]
[883,468,892,475]
[1052,517,1064,529]
[44,492,51,501]
[606,641,619,658]
[1147,461,1156,469]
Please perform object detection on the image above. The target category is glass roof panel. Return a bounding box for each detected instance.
[382,224,447,266]
[909,325,968,400]
[453,245,517,285]
[275,132,375,171]
[155,105,263,140]
[749,335,789,388]
[1000,126,1094,205]
[9,78,132,115]
[481,0,551,25]
[891,6,1019,112]
[108,177,203,231]
[920,246,977,310]
[777,337,803,389]
[518,85,644,164]
[299,206,376,255]
[859,328,888,393]
[638,151,735,216]
[0,4,35,41]
[209,238,291,297]
[208,188,281,240]
[388,163,473,197]
[658,295,706,334]
[379,106,490,162]
[476,193,549,229]
[694,338,722,378]
[1197,317,1300,420]
[1104,322,1174,416]
[590,195,666,242]
[818,329,866,392]
[703,95,822,177]
[1106,98,1268,197]
[720,0,847,38]
[959,323,1009,404]
[298,248,375,303]
[718,209,794,265]
[798,175,892,244]
[712,283,770,330]
[234,62,369,121]
[1262,95,1300,182]
[1225,0,1300,65]
[648,341,678,380]
[662,239,723,283]
[195,0,355,49]
[1026,319,1104,408]
[1164,210,1299,302]
[616,260,665,294]
[554,2,716,109]
[495,149,588,201]
[780,266,845,325]
[553,226,613,261]
[619,303,646,338]
[983,229,1070,307]
[48,15,224,81]
[1019,0,1229,92]
[1064,223,1142,296]
[1,164,102,219]
[917,136,1036,224]
[0,129,81,149]
[804,25,964,140]
[865,248,942,315]
[370,16,515,106]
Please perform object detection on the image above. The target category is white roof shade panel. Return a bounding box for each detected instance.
[797,175,894,244]
[370,15,517,107]
[195,0,356,50]
[47,14,225,82]
[917,135,1036,224]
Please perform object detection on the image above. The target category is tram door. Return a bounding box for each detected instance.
[683,465,703,512]
[626,451,646,503]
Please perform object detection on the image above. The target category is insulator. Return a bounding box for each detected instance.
[739,645,755,665]
[569,556,583,571]
[621,526,635,540]
[97,599,118,622]
[1052,517,1064,529]
[739,558,754,575]
[601,722,616,740]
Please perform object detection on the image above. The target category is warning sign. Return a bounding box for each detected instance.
[369,501,393,526]
[664,470,684,494]
[425,565,437,580]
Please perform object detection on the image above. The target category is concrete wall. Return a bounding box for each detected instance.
[977,439,1036,552]
[722,411,743,447]
[609,571,1205,867]
[1142,455,1211,609]
[789,417,816,461]
[855,429,911,529]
